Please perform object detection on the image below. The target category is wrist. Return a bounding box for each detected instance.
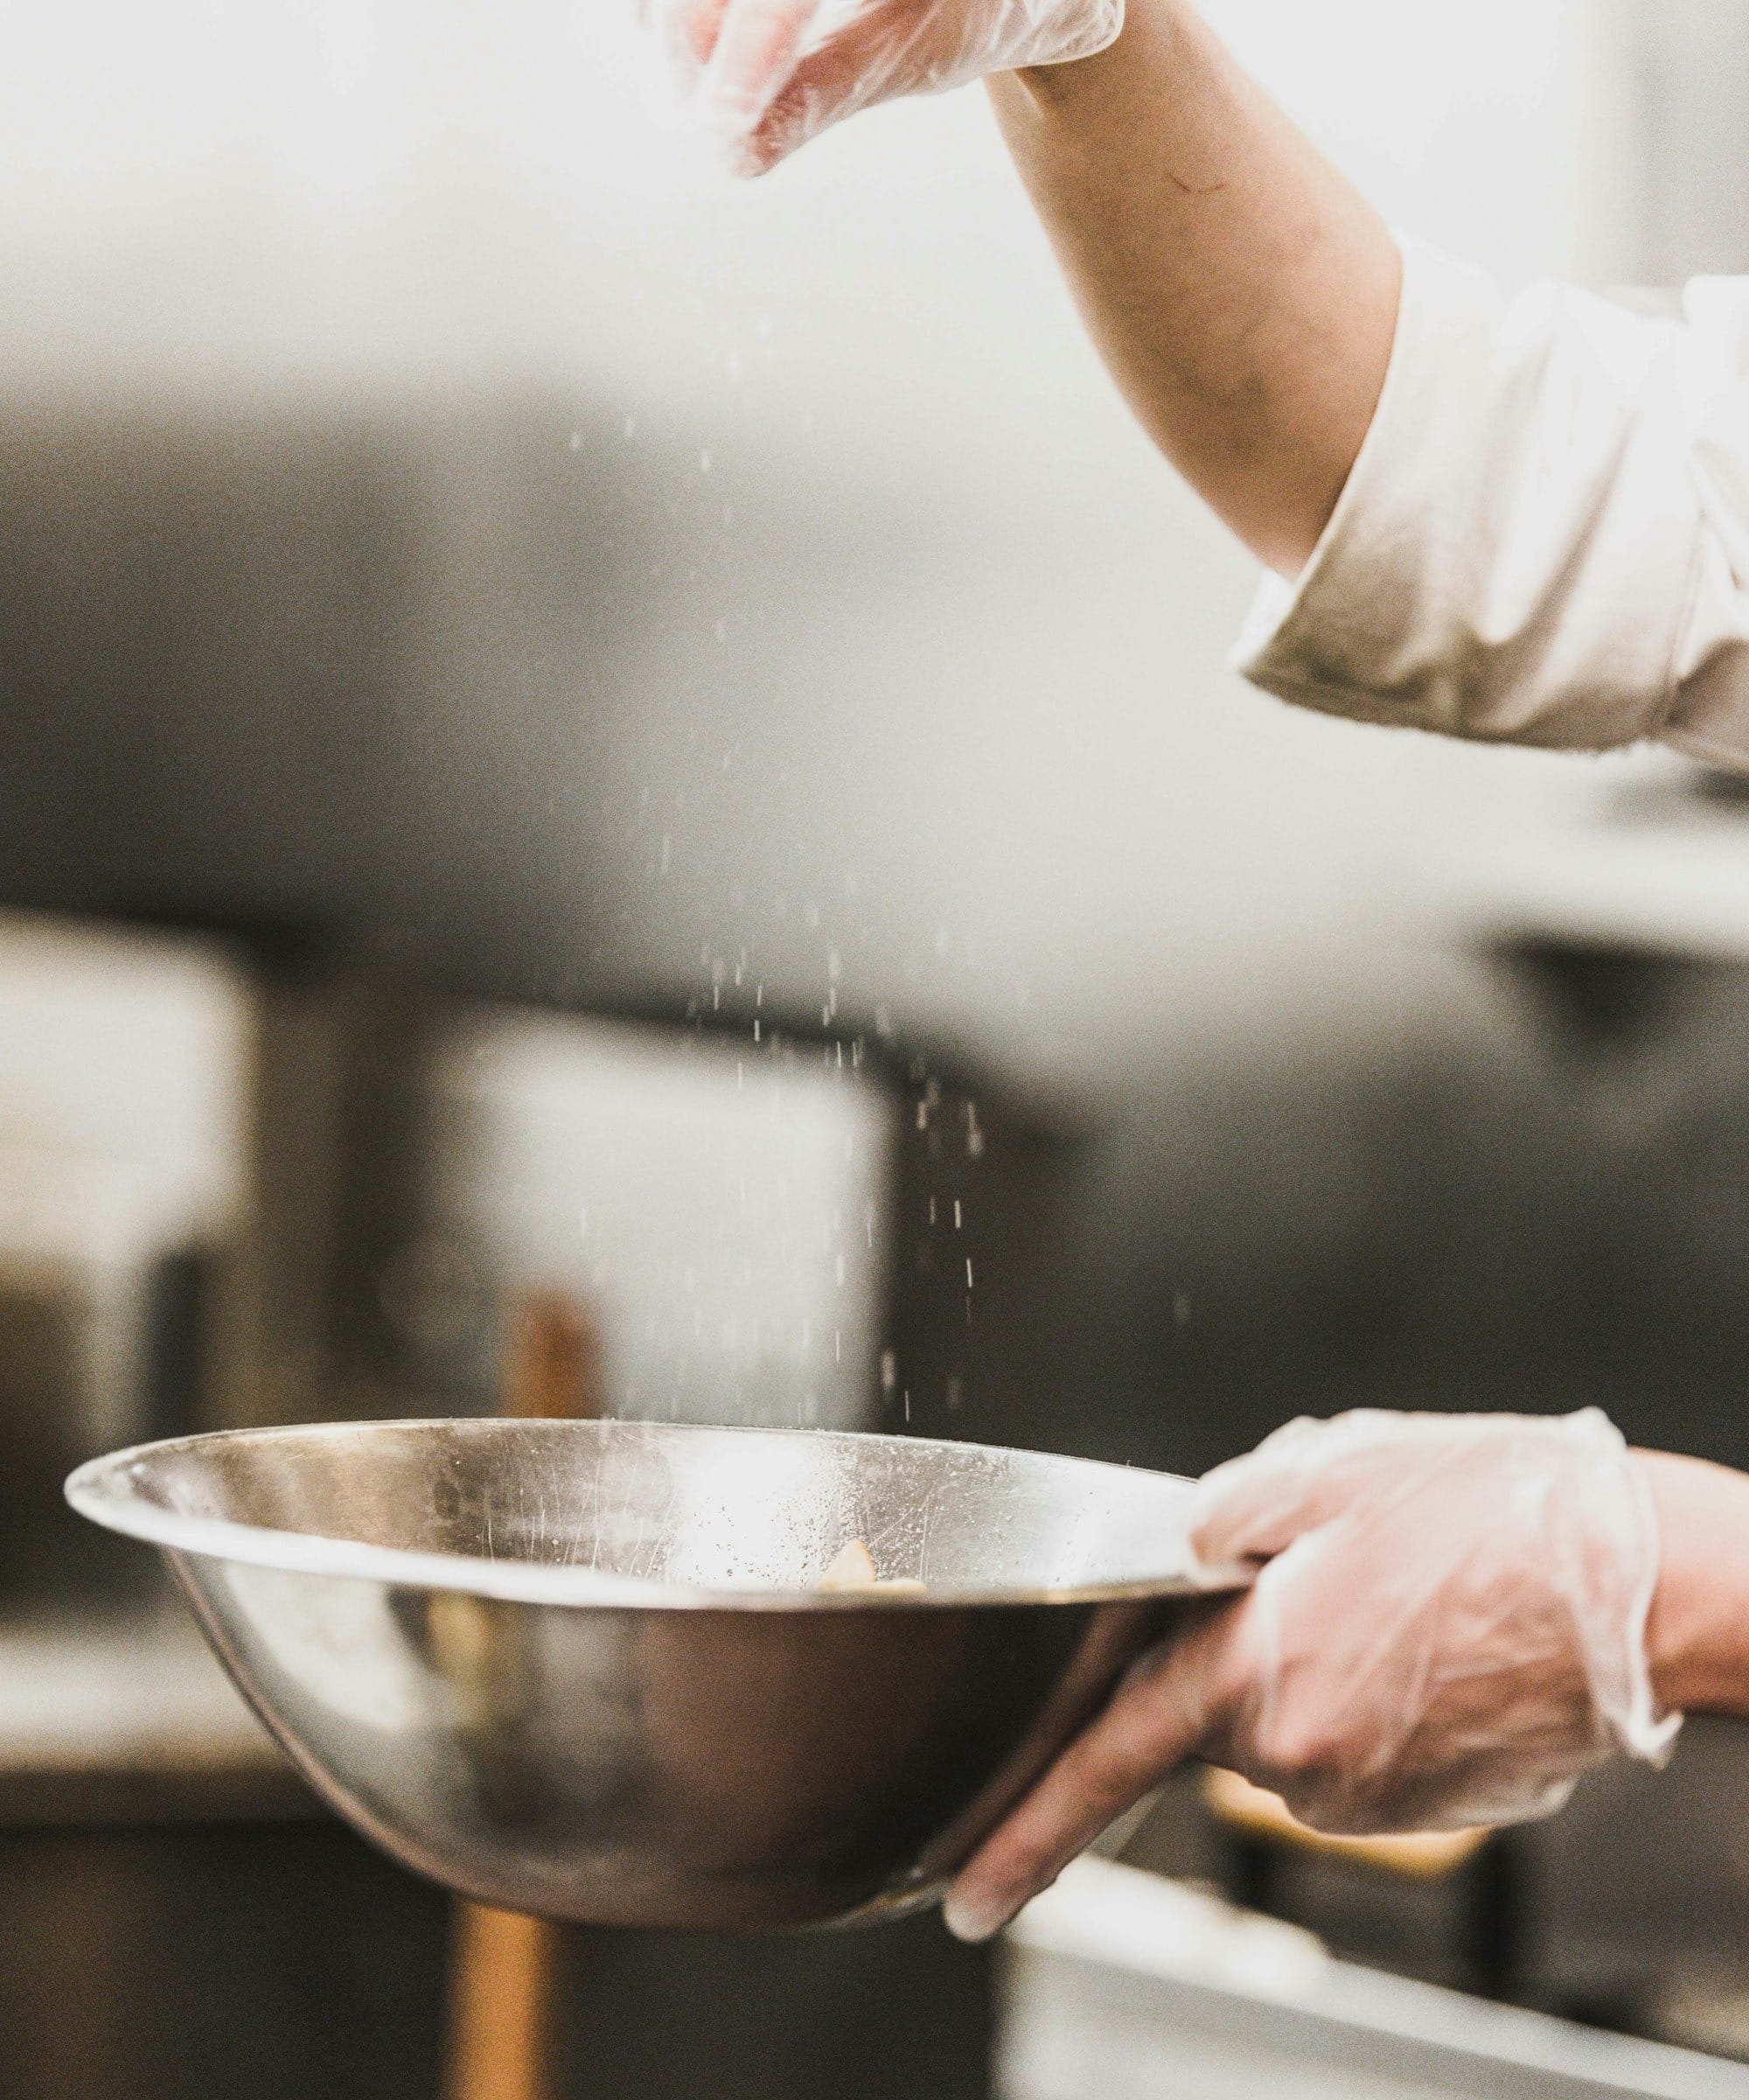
[1004,0,1177,114]
[1635,1450,1749,1720]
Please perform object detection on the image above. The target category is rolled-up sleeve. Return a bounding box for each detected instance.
[1231,236,1749,769]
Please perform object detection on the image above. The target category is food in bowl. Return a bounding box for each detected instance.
[817,1538,929,1594]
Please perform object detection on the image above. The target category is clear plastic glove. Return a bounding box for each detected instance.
[944,1408,1680,1943]
[652,0,1122,176]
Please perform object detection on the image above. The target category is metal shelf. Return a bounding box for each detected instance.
[999,1859,1749,2100]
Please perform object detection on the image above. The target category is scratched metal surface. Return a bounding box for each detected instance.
[66,1421,1220,1926]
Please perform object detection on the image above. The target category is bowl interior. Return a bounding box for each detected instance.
[70,1420,1205,1603]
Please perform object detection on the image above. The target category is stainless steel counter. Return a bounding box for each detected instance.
[999,1859,1749,2100]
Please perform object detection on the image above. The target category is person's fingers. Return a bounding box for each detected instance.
[736,0,920,170]
[734,0,983,171]
[1189,1410,1449,1569]
[942,1601,1243,1943]
[733,75,812,174]
[735,33,859,171]
[645,0,729,91]
[737,35,868,171]
[684,0,736,65]
[699,0,825,144]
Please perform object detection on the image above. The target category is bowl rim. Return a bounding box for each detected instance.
[65,1418,1241,1613]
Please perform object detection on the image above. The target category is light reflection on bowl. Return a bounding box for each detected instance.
[66,1419,1226,1929]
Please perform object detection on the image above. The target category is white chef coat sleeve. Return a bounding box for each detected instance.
[1230,235,1749,769]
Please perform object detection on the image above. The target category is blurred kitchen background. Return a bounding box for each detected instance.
[9,0,1749,2096]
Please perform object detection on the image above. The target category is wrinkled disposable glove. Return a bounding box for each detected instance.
[944,1408,1680,1943]
[652,0,1123,175]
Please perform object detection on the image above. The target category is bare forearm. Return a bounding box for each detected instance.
[987,0,1399,576]
[1638,1452,1749,1720]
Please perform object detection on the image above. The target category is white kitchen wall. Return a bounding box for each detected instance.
[428,1009,893,1427]
[0,0,1683,1093]
[0,915,249,1444]
[0,917,247,1241]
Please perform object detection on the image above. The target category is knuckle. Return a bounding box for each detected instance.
[1255,1709,1344,1795]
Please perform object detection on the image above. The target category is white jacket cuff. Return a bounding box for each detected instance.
[1230,236,1705,757]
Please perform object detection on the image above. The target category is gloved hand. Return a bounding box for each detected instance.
[944,1407,1680,1943]
[651,0,1122,176]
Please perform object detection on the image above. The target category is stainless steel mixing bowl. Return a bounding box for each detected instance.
[66,1419,1228,1930]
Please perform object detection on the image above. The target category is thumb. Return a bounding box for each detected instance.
[699,0,825,142]
[943,1598,1239,1943]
